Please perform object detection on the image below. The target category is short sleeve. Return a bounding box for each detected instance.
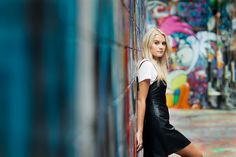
[138,61,153,83]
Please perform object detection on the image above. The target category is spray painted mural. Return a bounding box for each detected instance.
[78,0,145,157]
[0,0,146,156]
[0,0,77,157]
[146,0,236,109]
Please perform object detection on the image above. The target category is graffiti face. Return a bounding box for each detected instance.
[150,33,166,59]
[176,46,194,67]
[147,1,170,19]
[152,4,169,18]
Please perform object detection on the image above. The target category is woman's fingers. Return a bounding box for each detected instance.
[137,143,143,152]
[136,132,143,152]
[136,139,143,152]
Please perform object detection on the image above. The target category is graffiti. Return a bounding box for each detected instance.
[167,31,218,108]
[177,1,211,29]
[160,16,194,36]
[146,0,236,109]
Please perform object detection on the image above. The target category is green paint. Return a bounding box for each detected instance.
[212,148,225,153]
[173,95,179,105]
[212,148,236,153]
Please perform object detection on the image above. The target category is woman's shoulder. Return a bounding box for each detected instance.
[138,58,151,69]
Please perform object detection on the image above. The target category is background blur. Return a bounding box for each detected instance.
[0,0,235,157]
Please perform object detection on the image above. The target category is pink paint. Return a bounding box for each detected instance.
[158,16,194,35]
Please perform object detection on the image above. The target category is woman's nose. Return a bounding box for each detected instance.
[159,44,164,49]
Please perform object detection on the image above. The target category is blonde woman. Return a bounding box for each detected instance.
[136,28,203,157]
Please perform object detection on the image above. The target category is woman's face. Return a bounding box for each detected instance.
[150,33,166,59]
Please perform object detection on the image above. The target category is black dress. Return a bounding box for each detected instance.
[143,80,191,157]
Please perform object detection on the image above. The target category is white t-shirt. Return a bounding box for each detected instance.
[138,59,157,85]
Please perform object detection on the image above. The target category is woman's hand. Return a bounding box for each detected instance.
[136,131,143,152]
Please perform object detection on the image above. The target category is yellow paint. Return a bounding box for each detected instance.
[167,70,187,91]
[170,74,187,91]
[166,93,174,108]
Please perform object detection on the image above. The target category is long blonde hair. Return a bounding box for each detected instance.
[142,28,170,83]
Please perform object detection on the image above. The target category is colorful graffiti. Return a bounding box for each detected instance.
[146,0,236,109]
[0,0,146,157]
[0,0,77,157]
[81,0,146,157]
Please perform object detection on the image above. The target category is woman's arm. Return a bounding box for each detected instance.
[136,79,150,152]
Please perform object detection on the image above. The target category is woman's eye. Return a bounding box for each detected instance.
[154,41,166,45]
[162,42,166,45]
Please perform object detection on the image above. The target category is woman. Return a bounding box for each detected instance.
[136,28,203,157]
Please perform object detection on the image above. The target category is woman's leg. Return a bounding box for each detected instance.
[175,143,203,157]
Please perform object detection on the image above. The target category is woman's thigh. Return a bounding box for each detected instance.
[175,143,203,157]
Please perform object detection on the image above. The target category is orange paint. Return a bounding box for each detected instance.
[173,82,191,109]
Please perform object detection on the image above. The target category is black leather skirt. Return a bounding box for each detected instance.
[143,81,191,157]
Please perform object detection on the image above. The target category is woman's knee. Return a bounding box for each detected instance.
[196,152,203,157]
[193,147,203,157]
